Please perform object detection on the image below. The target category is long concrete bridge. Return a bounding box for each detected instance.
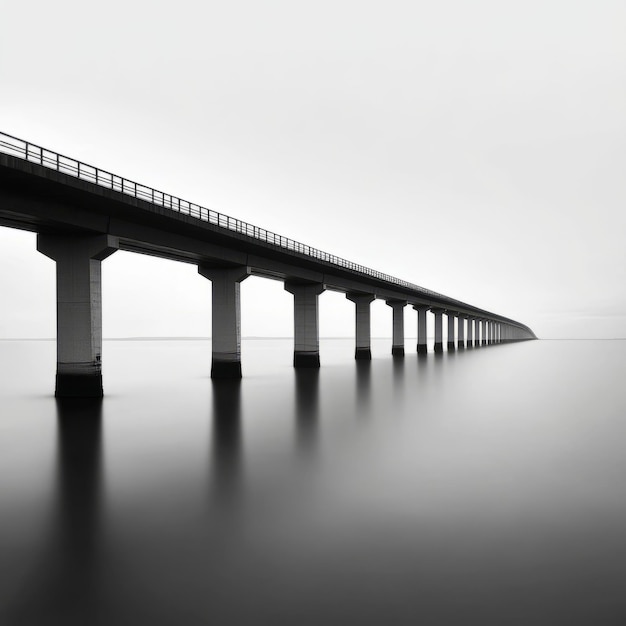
[0,132,536,397]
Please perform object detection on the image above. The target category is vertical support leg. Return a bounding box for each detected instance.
[446,310,456,351]
[481,320,487,346]
[431,308,444,353]
[37,234,118,398]
[285,281,325,367]
[346,293,376,360]
[199,266,250,379]
[386,300,406,357]
[466,317,473,347]
[414,305,428,354]
[458,315,465,349]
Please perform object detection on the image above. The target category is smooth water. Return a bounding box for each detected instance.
[1,339,625,625]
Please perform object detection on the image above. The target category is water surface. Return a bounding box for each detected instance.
[1,339,625,625]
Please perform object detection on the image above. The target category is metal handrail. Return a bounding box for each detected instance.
[0,131,532,330]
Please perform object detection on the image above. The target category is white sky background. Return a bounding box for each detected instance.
[0,0,625,339]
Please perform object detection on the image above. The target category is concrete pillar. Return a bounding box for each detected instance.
[199,265,250,379]
[37,234,118,397]
[386,300,406,357]
[446,310,456,351]
[481,320,487,346]
[458,315,465,348]
[285,281,325,367]
[346,292,376,360]
[431,308,444,353]
[466,317,473,347]
[414,305,428,354]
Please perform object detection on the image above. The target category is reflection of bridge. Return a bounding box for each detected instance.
[0,132,536,397]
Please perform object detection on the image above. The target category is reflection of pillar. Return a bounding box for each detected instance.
[386,300,406,356]
[346,292,376,360]
[414,305,429,354]
[284,281,325,367]
[458,315,465,349]
[38,234,118,398]
[199,265,250,379]
[431,308,444,353]
[446,311,456,351]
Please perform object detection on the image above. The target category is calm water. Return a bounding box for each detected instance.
[1,338,625,625]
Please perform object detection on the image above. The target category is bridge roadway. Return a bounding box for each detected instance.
[0,132,536,397]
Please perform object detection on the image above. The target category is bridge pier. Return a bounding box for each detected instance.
[446,310,456,351]
[431,308,444,353]
[285,281,325,367]
[386,300,406,356]
[199,266,250,379]
[458,315,465,349]
[37,234,118,397]
[414,305,428,354]
[347,293,375,360]
[481,320,487,346]
[466,317,473,347]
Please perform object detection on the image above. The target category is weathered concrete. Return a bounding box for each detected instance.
[414,305,429,354]
[481,319,487,346]
[347,293,376,360]
[199,266,250,379]
[285,281,325,367]
[386,300,406,356]
[37,234,118,397]
[446,311,456,351]
[431,308,445,353]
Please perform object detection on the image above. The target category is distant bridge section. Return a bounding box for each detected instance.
[0,132,536,396]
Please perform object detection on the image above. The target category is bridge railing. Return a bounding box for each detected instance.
[0,131,535,330]
[0,131,454,300]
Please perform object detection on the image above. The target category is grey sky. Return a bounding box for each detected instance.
[1,0,625,339]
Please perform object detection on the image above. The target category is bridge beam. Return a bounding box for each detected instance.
[37,234,118,397]
[346,293,376,360]
[431,308,445,353]
[413,305,429,354]
[285,281,325,368]
[446,310,456,351]
[386,300,406,357]
[199,265,250,379]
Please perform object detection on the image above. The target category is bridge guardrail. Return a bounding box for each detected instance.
[0,131,531,330]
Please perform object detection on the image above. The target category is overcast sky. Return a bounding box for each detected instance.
[1,0,625,339]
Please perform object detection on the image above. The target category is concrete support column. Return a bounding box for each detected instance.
[446,310,456,351]
[458,315,465,349]
[431,308,444,353]
[199,265,250,379]
[481,320,487,346]
[37,233,118,397]
[466,317,473,347]
[414,305,429,354]
[285,281,325,367]
[346,292,376,360]
[386,300,406,357]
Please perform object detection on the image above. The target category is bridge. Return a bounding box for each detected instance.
[0,131,536,397]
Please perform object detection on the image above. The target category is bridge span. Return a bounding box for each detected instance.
[0,132,536,397]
